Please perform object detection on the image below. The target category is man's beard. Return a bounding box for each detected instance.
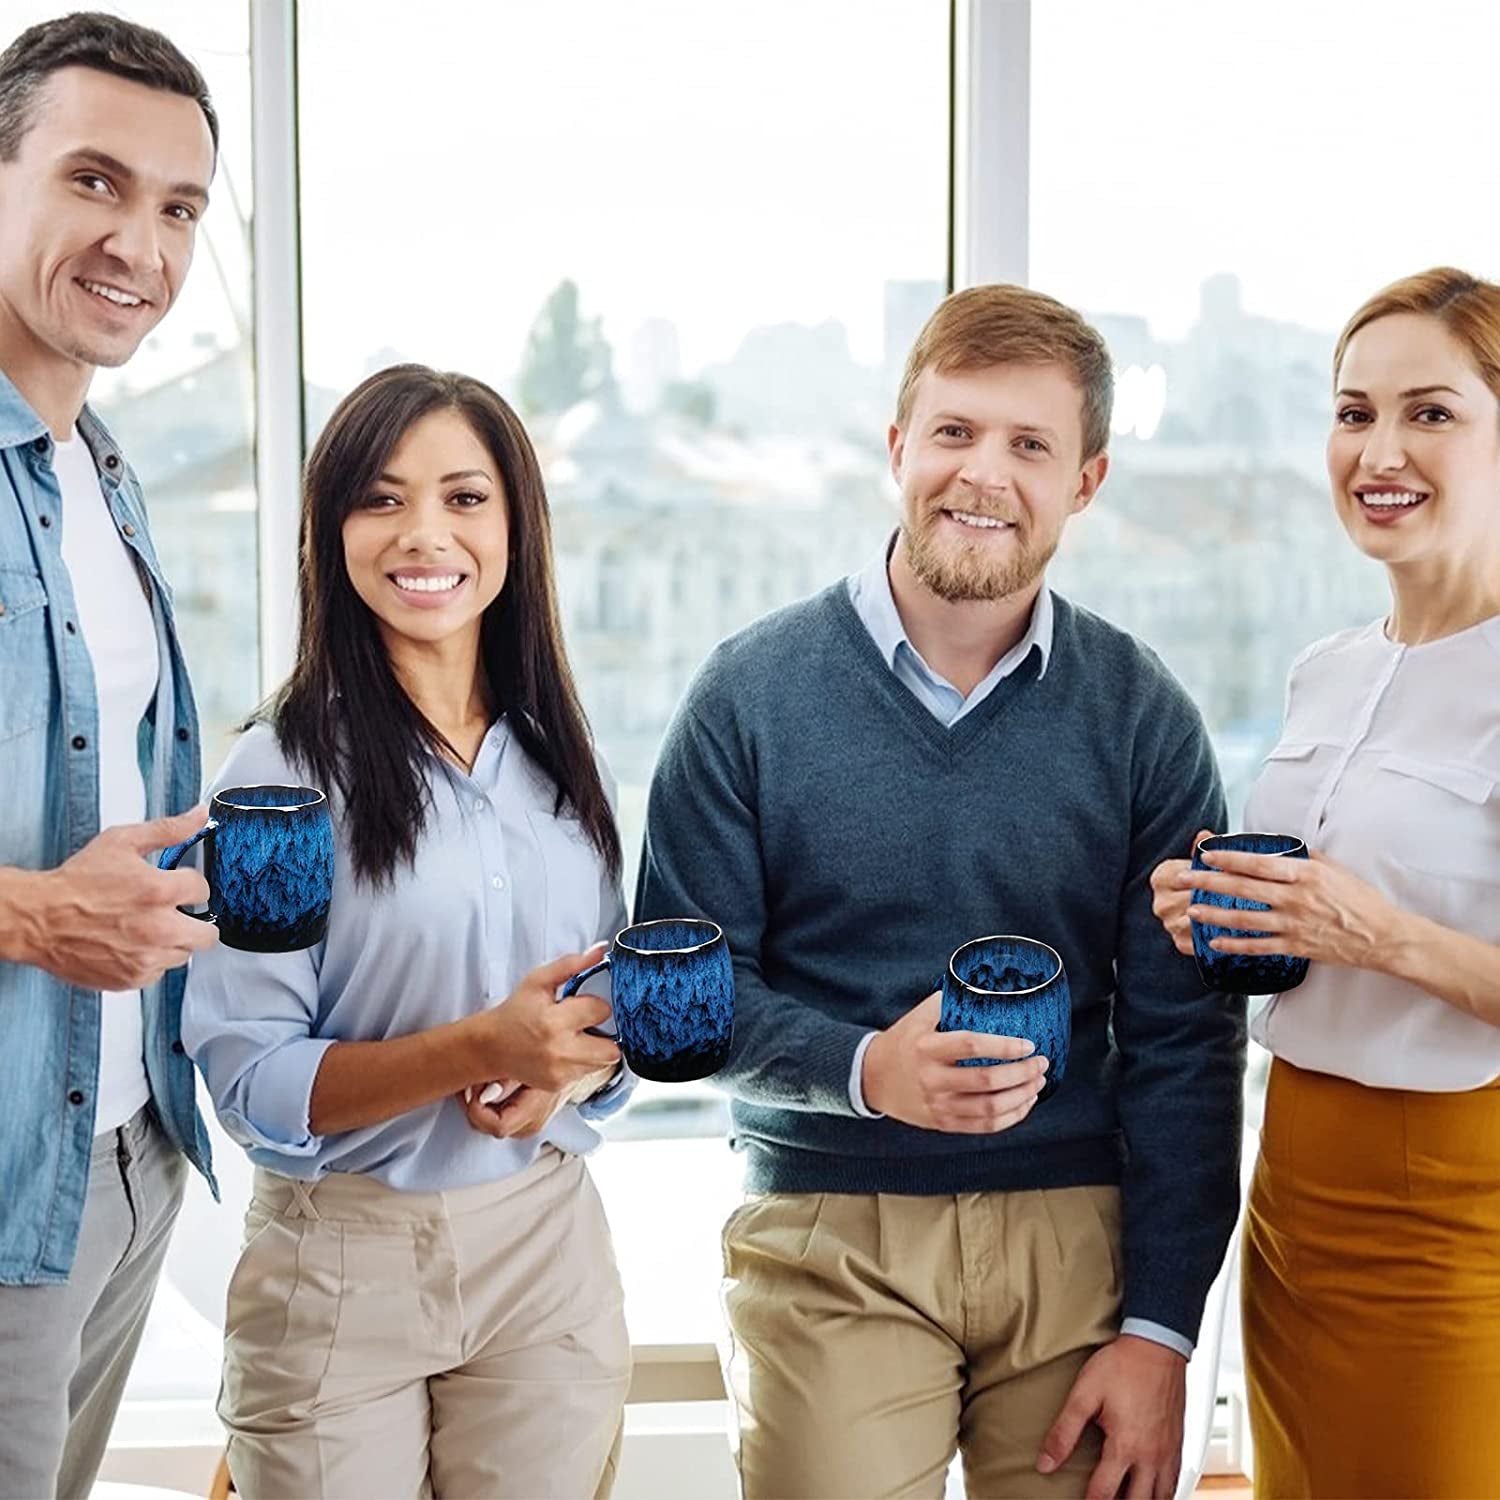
[902,505,1058,603]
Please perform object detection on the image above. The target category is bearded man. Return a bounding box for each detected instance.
[635,284,1246,1500]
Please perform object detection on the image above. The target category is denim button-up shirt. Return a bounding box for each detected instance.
[0,370,214,1286]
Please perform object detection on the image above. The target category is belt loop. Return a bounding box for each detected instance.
[287,1179,321,1221]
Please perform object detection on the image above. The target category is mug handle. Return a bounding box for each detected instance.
[157,820,218,923]
[560,954,614,1038]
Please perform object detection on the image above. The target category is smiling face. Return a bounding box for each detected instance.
[0,66,213,376]
[888,362,1108,602]
[341,406,511,660]
[1329,312,1500,568]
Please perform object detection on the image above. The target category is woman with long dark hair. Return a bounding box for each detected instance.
[183,365,633,1498]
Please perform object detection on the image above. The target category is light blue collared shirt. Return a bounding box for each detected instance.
[846,538,1054,728]
[843,539,1192,1360]
[182,719,633,1191]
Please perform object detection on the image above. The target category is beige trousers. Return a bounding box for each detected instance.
[221,1146,632,1500]
[722,1184,1122,1500]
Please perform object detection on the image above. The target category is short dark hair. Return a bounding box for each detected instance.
[0,11,218,161]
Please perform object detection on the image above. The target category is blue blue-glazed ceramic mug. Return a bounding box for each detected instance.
[157,785,334,953]
[939,934,1070,1099]
[1191,832,1310,994]
[562,918,734,1083]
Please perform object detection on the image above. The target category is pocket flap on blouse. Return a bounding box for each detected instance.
[1379,752,1495,804]
[1262,741,1320,763]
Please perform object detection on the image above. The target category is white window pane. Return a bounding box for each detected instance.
[1031,0,1495,823]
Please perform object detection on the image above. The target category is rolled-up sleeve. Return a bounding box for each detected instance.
[181,943,336,1156]
[178,722,336,1158]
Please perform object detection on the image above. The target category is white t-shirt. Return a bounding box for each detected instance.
[1245,615,1500,1090]
[54,431,159,1132]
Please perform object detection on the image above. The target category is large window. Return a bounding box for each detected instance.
[297,0,951,1344]
[1033,0,1497,819]
[13,0,1491,1468]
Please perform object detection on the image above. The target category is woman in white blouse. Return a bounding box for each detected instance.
[1152,267,1500,1499]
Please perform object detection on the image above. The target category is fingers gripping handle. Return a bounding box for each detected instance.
[559,955,612,998]
[156,820,217,922]
[560,954,614,1038]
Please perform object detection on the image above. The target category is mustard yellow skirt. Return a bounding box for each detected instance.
[1245,1058,1500,1499]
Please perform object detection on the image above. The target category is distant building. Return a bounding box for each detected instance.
[622,319,683,414]
[88,270,1389,827]
[883,278,946,404]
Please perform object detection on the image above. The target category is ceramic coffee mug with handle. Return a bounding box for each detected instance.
[560,917,734,1083]
[157,785,334,953]
[939,934,1070,1099]
[1190,831,1310,994]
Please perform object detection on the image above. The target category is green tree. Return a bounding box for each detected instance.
[517,279,614,416]
[661,378,716,427]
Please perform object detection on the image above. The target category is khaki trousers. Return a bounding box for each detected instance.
[722,1184,1122,1500]
[222,1146,632,1500]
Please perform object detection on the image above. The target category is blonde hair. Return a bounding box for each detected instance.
[1334,267,1500,405]
[895,284,1114,459]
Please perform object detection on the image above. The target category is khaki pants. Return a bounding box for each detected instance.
[722,1185,1122,1500]
[222,1146,632,1500]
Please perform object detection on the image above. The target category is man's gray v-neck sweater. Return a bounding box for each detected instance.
[637,582,1246,1341]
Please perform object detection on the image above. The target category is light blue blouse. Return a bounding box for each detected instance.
[181,718,633,1190]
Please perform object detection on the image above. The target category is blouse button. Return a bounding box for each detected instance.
[491,875,506,892]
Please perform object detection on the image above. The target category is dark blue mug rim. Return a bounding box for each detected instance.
[1193,832,1306,860]
[615,917,724,957]
[947,933,1063,998]
[213,784,327,814]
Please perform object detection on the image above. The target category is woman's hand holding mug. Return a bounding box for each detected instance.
[469,945,621,1093]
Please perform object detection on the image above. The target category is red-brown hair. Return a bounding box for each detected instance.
[895,284,1115,459]
[1334,267,1500,407]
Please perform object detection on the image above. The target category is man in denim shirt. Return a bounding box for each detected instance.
[0,16,223,1496]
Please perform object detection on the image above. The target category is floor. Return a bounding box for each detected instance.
[1199,1476,1253,1498]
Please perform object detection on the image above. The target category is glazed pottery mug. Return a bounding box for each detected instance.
[157,785,334,952]
[1190,832,1310,994]
[939,934,1070,1099]
[561,917,734,1082]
